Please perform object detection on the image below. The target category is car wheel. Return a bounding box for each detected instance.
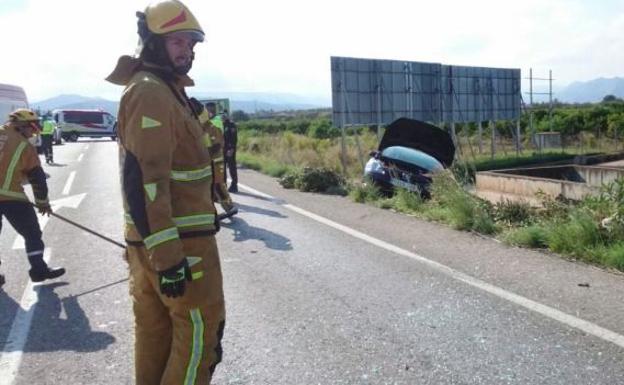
[111,136,116,141]
[69,132,79,142]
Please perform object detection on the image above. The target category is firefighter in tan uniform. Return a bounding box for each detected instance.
[105,1,225,384]
[188,101,237,220]
[0,109,65,287]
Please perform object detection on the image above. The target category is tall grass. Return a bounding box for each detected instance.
[238,130,378,180]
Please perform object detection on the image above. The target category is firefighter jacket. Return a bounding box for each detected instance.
[107,56,218,271]
[0,125,49,204]
[196,112,226,185]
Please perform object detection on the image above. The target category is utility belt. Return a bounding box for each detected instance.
[125,227,219,248]
[124,212,220,248]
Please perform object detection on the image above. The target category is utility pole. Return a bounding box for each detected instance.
[524,68,554,153]
[549,70,553,132]
[529,68,534,148]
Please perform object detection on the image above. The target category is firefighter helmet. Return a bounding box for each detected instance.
[9,108,39,123]
[138,0,204,43]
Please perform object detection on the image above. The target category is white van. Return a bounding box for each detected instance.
[0,83,41,147]
[53,109,117,142]
[0,83,28,122]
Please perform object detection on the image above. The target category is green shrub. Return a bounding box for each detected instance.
[600,242,624,270]
[307,119,341,139]
[546,210,602,256]
[494,200,536,226]
[279,167,345,194]
[350,180,382,203]
[503,225,548,248]
[296,167,345,192]
[279,170,300,189]
[427,172,493,233]
[393,188,423,213]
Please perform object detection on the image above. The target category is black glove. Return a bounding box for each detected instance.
[36,202,53,216]
[157,258,192,298]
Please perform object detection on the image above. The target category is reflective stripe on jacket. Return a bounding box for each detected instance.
[0,125,48,203]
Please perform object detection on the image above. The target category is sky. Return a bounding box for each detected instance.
[1,0,623,104]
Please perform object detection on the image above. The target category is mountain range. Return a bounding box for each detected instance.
[32,92,330,115]
[31,77,624,115]
[554,77,624,103]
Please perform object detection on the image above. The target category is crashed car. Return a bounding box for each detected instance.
[364,118,455,196]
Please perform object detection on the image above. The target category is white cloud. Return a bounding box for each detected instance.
[0,0,622,103]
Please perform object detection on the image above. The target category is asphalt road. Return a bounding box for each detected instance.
[1,140,623,384]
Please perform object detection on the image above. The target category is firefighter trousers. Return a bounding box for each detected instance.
[127,235,226,385]
[224,152,237,188]
[41,135,53,163]
[0,201,47,271]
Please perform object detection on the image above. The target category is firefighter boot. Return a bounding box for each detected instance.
[217,203,238,221]
[29,266,66,282]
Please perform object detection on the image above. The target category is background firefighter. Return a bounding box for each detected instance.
[106,1,225,384]
[222,111,238,193]
[202,102,238,219]
[0,108,65,287]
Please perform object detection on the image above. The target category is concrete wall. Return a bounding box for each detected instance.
[576,166,624,187]
[475,157,624,205]
[476,171,597,205]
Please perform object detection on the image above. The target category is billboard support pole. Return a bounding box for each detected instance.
[478,121,483,154]
[376,84,382,141]
[529,68,534,150]
[340,124,347,175]
[490,120,496,159]
[516,120,521,155]
[340,84,348,175]
[549,69,553,133]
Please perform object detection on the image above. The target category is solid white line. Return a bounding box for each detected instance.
[0,249,52,385]
[238,183,624,349]
[62,171,76,195]
[77,153,84,162]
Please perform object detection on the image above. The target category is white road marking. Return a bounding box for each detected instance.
[77,153,84,162]
[62,171,76,195]
[0,249,52,385]
[84,145,89,150]
[238,183,624,350]
[12,193,87,250]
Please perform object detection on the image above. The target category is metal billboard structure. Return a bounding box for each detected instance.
[331,56,521,128]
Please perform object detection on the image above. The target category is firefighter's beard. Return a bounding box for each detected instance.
[173,54,194,75]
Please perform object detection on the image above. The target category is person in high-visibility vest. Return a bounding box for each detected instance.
[40,117,55,164]
[0,108,65,287]
[106,1,225,383]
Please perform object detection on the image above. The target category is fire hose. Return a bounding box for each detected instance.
[32,203,126,249]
